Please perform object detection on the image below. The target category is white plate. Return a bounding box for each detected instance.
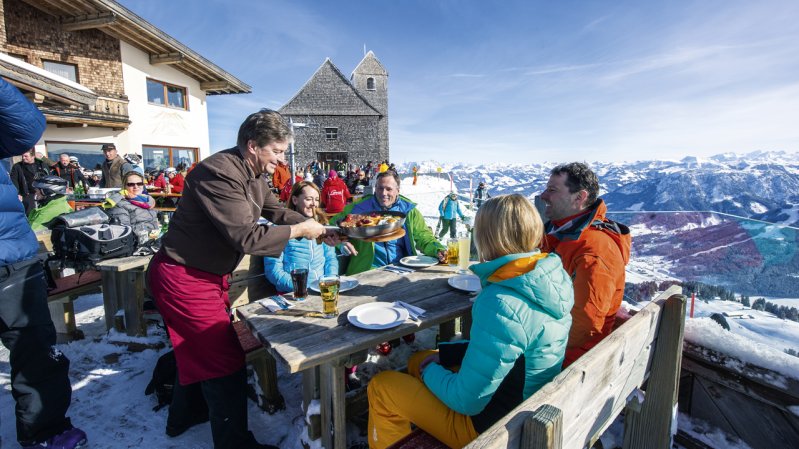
[347,302,409,330]
[309,276,359,293]
[399,255,439,268]
[448,274,482,293]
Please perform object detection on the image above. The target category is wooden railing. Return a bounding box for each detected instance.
[90,96,129,117]
[679,339,799,448]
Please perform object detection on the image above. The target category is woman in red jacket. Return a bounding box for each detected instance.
[320,169,351,214]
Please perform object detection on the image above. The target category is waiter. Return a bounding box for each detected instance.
[148,109,335,449]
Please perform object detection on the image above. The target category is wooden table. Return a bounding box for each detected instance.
[237,264,475,449]
[95,254,153,336]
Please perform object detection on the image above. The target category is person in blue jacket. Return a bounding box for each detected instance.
[366,194,573,449]
[0,79,87,449]
[437,192,465,239]
[263,180,338,292]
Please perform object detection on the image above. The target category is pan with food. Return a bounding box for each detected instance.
[329,211,406,239]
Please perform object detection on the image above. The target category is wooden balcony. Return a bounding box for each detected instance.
[42,96,130,130]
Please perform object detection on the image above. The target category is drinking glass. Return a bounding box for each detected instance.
[290,268,309,300]
[458,234,471,274]
[319,275,340,318]
[447,238,459,267]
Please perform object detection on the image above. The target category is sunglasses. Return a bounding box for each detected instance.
[126,182,144,187]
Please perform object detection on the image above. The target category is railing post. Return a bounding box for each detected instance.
[522,404,563,449]
[622,294,687,449]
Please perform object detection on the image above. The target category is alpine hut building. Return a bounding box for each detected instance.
[279,51,388,172]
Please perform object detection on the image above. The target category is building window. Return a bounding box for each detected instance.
[43,60,78,83]
[45,141,108,171]
[366,77,375,90]
[142,145,198,171]
[9,53,28,63]
[324,127,338,140]
[146,78,188,110]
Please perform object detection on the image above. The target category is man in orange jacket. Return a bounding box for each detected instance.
[539,162,631,367]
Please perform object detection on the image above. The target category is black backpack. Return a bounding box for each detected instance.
[144,350,176,411]
[50,207,137,271]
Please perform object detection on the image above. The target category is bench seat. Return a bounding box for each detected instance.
[232,320,285,414]
[47,269,102,343]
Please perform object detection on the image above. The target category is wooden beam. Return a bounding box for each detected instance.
[200,80,230,91]
[149,52,184,65]
[61,12,117,32]
[523,405,563,449]
[622,294,687,449]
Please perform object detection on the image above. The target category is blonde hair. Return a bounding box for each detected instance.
[287,181,327,224]
[474,194,543,261]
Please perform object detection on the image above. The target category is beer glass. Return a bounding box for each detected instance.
[319,275,340,318]
[290,268,309,300]
[447,238,459,266]
[458,234,471,274]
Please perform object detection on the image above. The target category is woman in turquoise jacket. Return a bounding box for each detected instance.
[367,194,574,449]
[263,181,338,293]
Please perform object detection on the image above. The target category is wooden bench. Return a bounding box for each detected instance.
[36,230,102,342]
[46,269,102,343]
[228,254,284,414]
[389,286,686,449]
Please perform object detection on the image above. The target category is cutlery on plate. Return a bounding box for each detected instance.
[396,300,426,317]
[393,302,421,321]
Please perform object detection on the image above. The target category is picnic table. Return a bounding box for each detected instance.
[95,254,153,336]
[236,263,475,449]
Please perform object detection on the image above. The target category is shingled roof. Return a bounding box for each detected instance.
[279,58,381,116]
[351,51,388,78]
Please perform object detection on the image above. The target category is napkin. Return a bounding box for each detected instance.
[394,301,426,319]
[257,295,293,313]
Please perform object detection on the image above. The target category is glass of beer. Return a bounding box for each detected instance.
[458,234,471,274]
[447,238,459,266]
[319,275,340,318]
[290,268,309,300]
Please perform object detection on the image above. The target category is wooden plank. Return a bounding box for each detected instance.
[303,367,321,441]
[682,342,799,406]
[462,296,667,449]
[121,269,146,336]
[320,363,333,449]
[522,405,563,449]
[329,361,347,449]
[100,271,119,331]
[623,295,686,449]
[95,254,152,272]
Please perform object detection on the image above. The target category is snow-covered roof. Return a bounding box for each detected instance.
[0,52,94,94]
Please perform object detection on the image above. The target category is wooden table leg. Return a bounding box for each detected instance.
[320,362,347,449]
[100,271,119,331]
[303,366,321,441]
[121,268,146,336]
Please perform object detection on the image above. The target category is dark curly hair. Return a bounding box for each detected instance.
[550,162,599,205]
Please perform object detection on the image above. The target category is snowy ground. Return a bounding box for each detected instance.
[0,292,438,448]
[0,174,778,448]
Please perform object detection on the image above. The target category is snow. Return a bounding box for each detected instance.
[0,292,439,448]
[0,52,95,94]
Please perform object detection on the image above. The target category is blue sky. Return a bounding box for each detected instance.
[119,0,799,164]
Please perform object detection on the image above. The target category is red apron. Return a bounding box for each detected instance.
[147,250,245,385]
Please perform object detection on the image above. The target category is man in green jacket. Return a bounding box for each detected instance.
[332,171,446,275]
[27,176,73,232]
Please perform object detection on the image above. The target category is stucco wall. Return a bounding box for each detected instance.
[120,41,210,160]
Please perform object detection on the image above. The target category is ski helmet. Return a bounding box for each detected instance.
[32,175,68,198]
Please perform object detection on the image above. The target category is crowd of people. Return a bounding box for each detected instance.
[2,77,631,449]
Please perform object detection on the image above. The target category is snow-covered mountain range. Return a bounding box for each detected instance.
[400,151,799,296]
[400,150,799,227]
